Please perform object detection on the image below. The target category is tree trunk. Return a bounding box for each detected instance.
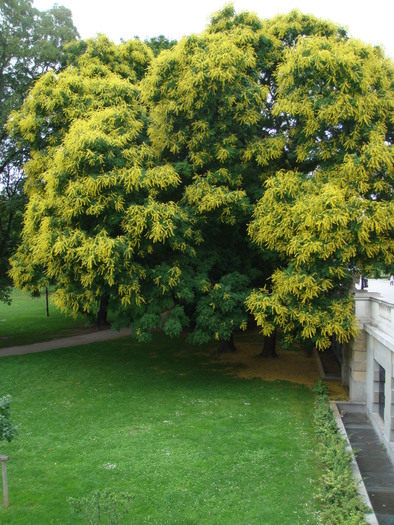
[45,286,49,317]
[97,295,110,330]
[257,329,278,358]
[218,333,237,353]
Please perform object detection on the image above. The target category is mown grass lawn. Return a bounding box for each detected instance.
[0,289,93,348]
[0,332,321,524]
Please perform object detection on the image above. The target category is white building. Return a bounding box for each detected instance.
[346,280,394,464]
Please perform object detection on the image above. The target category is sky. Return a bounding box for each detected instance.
[33,0,394,59]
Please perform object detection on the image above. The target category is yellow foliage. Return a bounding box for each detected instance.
[9,9,393,348]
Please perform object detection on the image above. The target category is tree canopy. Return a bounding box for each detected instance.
[0,0,79,303]
[247,33,394,349]
[139,7,275,348]
[144,35,177,57]
[9,5,394,350]
[9,36,198,329]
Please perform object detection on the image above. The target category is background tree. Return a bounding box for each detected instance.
[247,35,394,350]
[0,0,79,303]
[144,35,177,57]
[0,169,24,303]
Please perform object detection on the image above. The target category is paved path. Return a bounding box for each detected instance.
[1,279,391,360]
[0,327,132,358]
[341,410,394,525]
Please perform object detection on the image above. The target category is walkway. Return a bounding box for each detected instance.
[339,406,394,525]
[0,327,132,358]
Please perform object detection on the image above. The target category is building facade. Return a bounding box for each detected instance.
[347,288,394,464]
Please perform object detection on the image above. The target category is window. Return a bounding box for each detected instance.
[378,364,385,421]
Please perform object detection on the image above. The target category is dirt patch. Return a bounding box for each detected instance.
[213,331,348,400]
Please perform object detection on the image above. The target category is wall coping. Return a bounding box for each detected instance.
[354,292,394,308]
[363,323,394,353]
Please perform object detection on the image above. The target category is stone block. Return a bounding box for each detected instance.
[352,370,367,383]
[352,361,367,372]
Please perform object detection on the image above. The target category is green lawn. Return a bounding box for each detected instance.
[0,289,93,348]
[0,333,321,524]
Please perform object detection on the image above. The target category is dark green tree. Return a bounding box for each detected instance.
[140,6,275,350]
[144,35,177,57]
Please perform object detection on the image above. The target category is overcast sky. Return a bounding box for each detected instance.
[33,0,394,59]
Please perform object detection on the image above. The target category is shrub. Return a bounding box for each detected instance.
[0,395,18,443]
[313,382,369,525]
[69,489,132,524]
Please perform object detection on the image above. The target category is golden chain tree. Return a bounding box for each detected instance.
[9,36,195,329]
[247,32,394,350]
[8,8,394,349]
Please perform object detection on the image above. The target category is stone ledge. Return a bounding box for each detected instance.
[363,323,394,353]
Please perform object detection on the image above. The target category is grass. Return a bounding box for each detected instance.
[0,289,93,348]
[0,332,321,524]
